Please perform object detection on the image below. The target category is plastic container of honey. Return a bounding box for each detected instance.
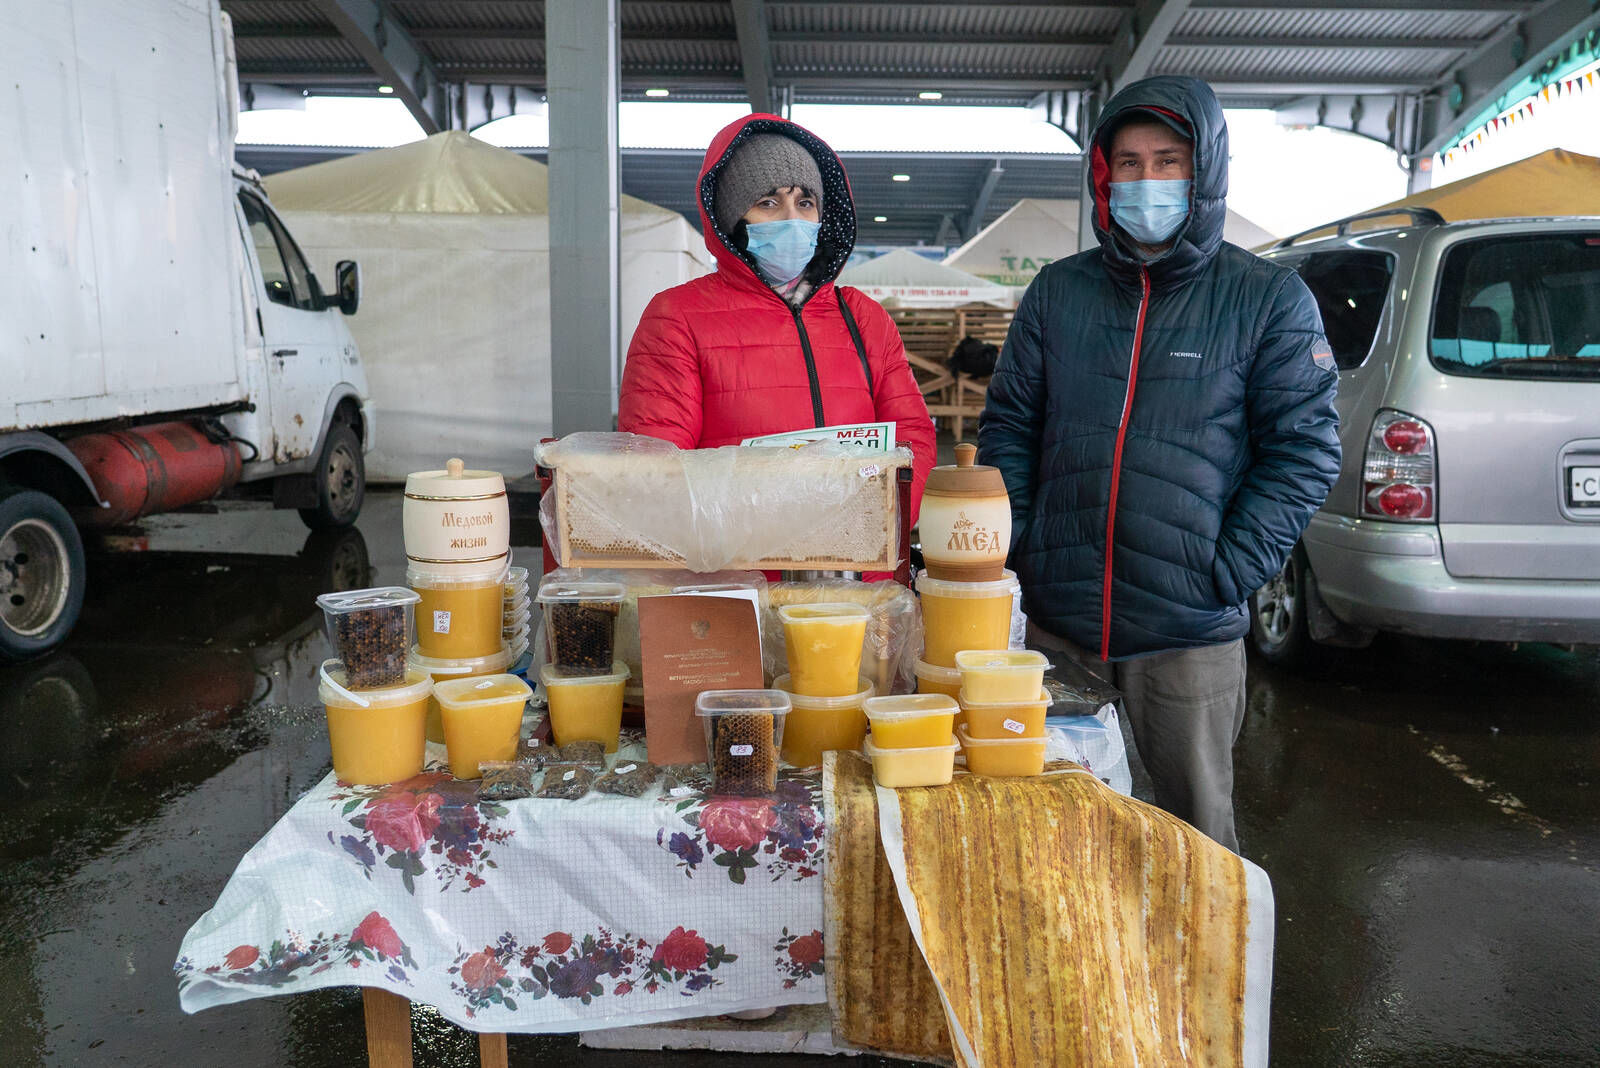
[955,649,1049,704]
[778,603,870,697]
[316,587,420,690]
[916,570,1019,667]
[409,563,507,660]
[957,724,1047,777]
[318,660,432,785]
[537,581,626,676]
[772,674,873,768]
[408,644,513,744]
[862,733,959,788]
[504,566,529,598]
[959,687,1050,740]
[913,658,964,700]
[696,690,790,797]
[434,673,532,780]
[863,694,959,750]
[541,661,629,753]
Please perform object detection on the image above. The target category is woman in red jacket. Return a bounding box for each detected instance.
[618,114,936,521]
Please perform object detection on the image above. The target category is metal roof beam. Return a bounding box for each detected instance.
[307,0,448,133]
[1102,0,1194,95]
[730,0,777,114]
[769,32,1111,47]
[1191,0,1534,10]
[963,159,1006,242]
[1415,0,1600,158]
[1166,34,1482,51]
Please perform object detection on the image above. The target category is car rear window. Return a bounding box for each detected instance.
[1278,250,1395,369]
[1431,233,1600,379]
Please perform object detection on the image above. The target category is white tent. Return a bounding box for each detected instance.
[263,131,712,480]
[835,247,1012,307]
[943,198,1278,294]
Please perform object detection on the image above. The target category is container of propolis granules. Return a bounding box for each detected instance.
[536,581,625,676]
[316,587,420,689]
[695,689,790,797]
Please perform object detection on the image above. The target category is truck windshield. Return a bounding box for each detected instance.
[1431,233,1600,379]
[1277,249,1395,369]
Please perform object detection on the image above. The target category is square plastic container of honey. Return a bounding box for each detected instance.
[958,687,1050,740]
[862,733,959,788]
[316,586,420,690]
[863,694,958,749]
[954,649,1049,703]
[696,690,791,797]
[957,724,1046,777]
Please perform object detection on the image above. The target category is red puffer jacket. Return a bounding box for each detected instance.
[618,114,935,523]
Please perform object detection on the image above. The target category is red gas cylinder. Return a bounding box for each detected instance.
[67,422,242,526]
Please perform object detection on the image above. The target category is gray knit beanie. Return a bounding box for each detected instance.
[713,133,824,233]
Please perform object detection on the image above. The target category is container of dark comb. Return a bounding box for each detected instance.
[695,690,791,797]
[316,587,421,689]
[536,581,626,676]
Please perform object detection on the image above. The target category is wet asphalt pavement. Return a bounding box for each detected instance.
[0,488,1595,1066]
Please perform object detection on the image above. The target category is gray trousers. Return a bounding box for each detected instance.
[1027,623,1248,853]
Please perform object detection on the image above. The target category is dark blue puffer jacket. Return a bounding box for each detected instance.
[978,76,1340,660]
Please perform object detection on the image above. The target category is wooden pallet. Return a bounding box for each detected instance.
[890,303,1013,439]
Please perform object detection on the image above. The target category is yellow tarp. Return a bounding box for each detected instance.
[1308,149,1600,241]
[824,752,1273,1067]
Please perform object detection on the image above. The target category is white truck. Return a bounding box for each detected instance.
[1,0,372,660]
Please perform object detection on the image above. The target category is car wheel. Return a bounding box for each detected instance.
[0,487,87,662]
[298,422,365,531]
[1250,544,1315,667]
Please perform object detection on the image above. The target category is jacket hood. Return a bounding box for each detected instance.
[697,114,857,298]
[1088,76,1228,289]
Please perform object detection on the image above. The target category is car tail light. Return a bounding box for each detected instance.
[1362,409,1436,522]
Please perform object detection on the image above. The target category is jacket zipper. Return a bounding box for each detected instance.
[790,304,827,427]
[1101,266,1151,660]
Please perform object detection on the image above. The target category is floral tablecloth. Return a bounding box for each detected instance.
[176,718,1127,1034]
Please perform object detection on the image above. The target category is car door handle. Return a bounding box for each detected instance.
[272,348,298,357]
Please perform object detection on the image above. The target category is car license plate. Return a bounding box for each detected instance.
[1570,466,1600,507]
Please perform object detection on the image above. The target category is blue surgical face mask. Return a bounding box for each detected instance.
[1108,179,1192,246]
[744,219,821,286]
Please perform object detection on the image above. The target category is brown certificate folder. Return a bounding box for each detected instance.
[637,594,765,765]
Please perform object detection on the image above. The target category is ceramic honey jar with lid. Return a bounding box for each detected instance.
[918,442,1011,581]
[403,458,509,572]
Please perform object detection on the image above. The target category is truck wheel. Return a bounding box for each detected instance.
[298,423,364,530]
[0,487,87,662]
[1249,544,1315,667]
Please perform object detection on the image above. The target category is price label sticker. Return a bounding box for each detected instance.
[730,744,754,757]
[563,769,577,782]
[670,786,695,798]
[433,610,452,634]
[1003,718,1026,735]
[616,763,638,775]
[859,463,881,479]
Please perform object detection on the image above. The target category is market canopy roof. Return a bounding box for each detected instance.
[836,248,1011,307]
[1363,148,1600,223]
[262,130,673,218]
[944,198,1278,287]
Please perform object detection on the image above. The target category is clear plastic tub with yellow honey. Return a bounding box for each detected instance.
[959,687,1050,740]
[955,649,1049,703]
[957,724,1047,777]
[318,660,432,785]
[863,694,958,750]
[772,674,873,768]
[434,673,532,780]
[541,660,629,753]
[778,603,870,697]
[915,570,1019,667]
[409,563,508,660]
[862,733,959,788]
[408,643,514,744]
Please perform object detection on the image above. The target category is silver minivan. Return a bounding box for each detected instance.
[1248,210,1600,663]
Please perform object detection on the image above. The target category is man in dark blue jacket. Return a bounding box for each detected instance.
[978,76,1340,852]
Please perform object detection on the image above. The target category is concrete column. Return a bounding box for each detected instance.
[1077,91,1102,252]
[546,0,620,436]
